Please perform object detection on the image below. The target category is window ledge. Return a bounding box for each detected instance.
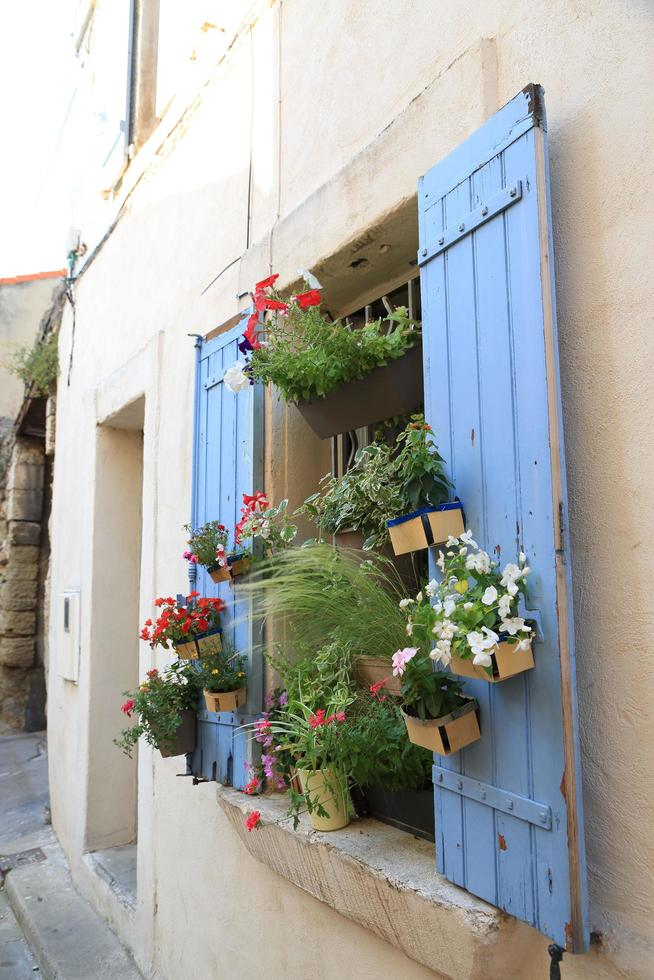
[217,786,546,979]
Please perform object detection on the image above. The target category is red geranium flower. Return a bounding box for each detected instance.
[121,698,135,717]
[294,289,321,309]
[146,669,158,678]
[245,810,261,832]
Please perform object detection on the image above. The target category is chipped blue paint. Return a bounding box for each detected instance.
[419,85,589,952]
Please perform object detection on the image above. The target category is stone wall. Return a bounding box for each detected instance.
[0,436,48,730]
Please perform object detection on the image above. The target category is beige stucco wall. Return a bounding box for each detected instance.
[0,277,63,422]
[47,1,654,977]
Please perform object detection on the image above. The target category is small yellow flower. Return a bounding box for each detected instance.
[212,668,220,675]
[454,580,469,594]
[238,672,245,677]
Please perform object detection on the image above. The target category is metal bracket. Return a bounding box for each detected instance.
[418,180,523,267]
[203,375,222,390]
[432,765,552,829]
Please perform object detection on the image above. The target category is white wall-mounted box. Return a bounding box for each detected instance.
[57,590,81,682]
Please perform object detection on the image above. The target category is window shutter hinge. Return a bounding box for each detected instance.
[557,501,565,555]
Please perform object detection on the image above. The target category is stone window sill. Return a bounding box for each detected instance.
[218,786,545,978]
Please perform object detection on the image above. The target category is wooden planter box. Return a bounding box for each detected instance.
[450,638,534,683]
[296,344,424,440]
[354,655,401,696]
[387,502,465,556]
[334,529,364,550]
[296,766,350,831]
[174,627,223,660]
[203,687,247,713]
[157,709,196,758]
[208,554,251,584]
[401,698,480,755]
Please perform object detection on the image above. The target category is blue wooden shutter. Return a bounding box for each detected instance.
[418,85,589,952]
[190,319,264,789]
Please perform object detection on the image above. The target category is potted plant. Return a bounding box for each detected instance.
[195,646,248,712]
[140,593,226,659]
[298,417,463,552]
[224,274,423,438]
[234,491,297,562]
[399,532,535,682]
[391,647,480,755]
[183,520,233,583]
[115,662,201,758]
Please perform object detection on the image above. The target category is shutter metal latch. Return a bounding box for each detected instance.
[548,943,565,979]
[432,766,552,829]
[418,180,523,266]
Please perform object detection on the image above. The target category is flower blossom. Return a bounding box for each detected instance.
[399,598,414,609]
[121,698,135,717]
[465,550,491,574]
[224,362,252,393]
[245,810,261,832]
[392,647,418,677]
[466,627,499,667]
[482,586,498,606]
[294,289,321,309]
[430,639,452,666]
[500,616,530,636]
[369,679,388,701]
[460,530,478,548]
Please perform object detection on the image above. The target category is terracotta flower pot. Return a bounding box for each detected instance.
[174,627,223,660]
[353,655,401,696]
[296,766,350,831]
[295,344,424,440]
[157,709,196,758]
[450,638,534,683]
[203,687,247,713]
[387,502,465,556]
[401,698,480,755]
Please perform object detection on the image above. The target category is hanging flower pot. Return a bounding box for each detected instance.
[450,638,534,683]
[203,687,247,713]
[354,656,401,696]
[207,562,231,584]
[296,766,350,831]
[174,627,223,660]
[387,501,465,556]
[401,698,480,755]
[228,553,251,579]
[157,709,197,758]
[296,345,424,440]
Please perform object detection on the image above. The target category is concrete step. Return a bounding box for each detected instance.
[5,858,143,980]
[0,888,41,979]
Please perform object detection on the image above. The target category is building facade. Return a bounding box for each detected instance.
[44,2,653,978]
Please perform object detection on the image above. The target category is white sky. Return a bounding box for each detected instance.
[0,1,76,277]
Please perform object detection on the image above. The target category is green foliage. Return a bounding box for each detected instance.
[8,331,59,396]
[398,652,465,721]
[195,645,247,693]
[248,298,421,403]
[298,416,451,548]
[346,693,432,791]
[114,661,201,757]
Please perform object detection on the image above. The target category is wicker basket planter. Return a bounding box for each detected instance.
[173,627,223,660]
[387,501,465,556]
[450,638,534,683]
[203,687,247,713]
[401,698,480,755]
[295,345,424,440]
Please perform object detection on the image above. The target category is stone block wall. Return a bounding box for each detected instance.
[0,437,48,730]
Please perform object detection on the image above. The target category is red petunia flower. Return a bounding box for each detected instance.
[245,810,261,832]
[294,289,321,309]
[254,274,279,293]
[146,668,158,678]
[243,777,261,796]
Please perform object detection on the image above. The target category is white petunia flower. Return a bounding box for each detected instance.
[501,616,526,636]
[425,579,439,598]
[463,602,473,610]
[436,551,446,572]
[482,586,498,606]
[466,550,491,574]
[430,639,452,666]
[460,530,478,548]
[406,621,414,636]
[439,619,457,640]
[516,638,532,651]
[446,535,459,547]
[399,598,414,609]
[432,600,443,615]
[223,362,251,393]
[459,546,468,556]
[498,594,513,618]
[443,597,456,617]
[519,551,527,565]
[415,591,423,603]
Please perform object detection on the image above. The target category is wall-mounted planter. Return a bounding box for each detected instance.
[208,554,251,584]
[157,709,196,758]
[174,627,223,660]
[401,697,480,755]
[296,766,350,831]
[295,344,424,440]
[354,655,401,696]
[450,638,534,683]
[387,501,465,556]
[203,687,247,713]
